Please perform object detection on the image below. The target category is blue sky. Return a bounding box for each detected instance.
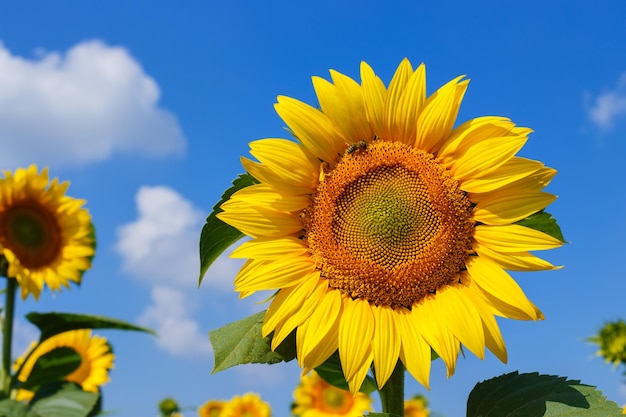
[1,1,626,416]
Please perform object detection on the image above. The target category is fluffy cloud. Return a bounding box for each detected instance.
[586,73,626,131]
[0,40,185,169]
[138,286,212,357]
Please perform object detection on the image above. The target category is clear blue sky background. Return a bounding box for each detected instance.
[1,1,625,416]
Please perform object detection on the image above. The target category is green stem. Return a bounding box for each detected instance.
[1,278,16,395]
[379,360,405,416]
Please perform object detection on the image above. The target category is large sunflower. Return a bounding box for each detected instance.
[217,59,562,393]
[14,329,114,401]
[292,371,372,417]
[0,165,95,299]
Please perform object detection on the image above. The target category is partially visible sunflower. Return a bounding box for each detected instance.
[292,371,372,417]
[14,329,114,402]
[404,395,429,417]
[0,165,95,299]
[218,58,563,393]
[589,320,626,368]
[221,393,271,417]
[199,400,227,417]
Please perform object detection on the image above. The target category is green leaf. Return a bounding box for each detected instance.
[0,399,28,417]
[26,312,155,343]
[466,371,623,417]
[315,352,377,394]
[516,211,566,243]
[199,173,258,286]
[20,347,82,391]
[210,310,295,373]
[27,382,99,417]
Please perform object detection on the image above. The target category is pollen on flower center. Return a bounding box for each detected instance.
[305,140,474,309]
[0,200,62,269]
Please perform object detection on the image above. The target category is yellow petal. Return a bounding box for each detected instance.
[360,61,387,136]
[394,63,426,145]
[449,135,528,180]
[229,184,311,212]
[262,276,320,337]
[437,116,515,162]
[460,157,546,194]
[474,243,561,271]
[301,314,340,371]
[249,139,319,190]
[474,224,563,252]
[436,284,485,359]
[234,257,315,293]
[416,76,469,153]
[296,289,342,367]
[231,236,309,259]
[397,309,432,389]
[383,58,413,140]
[473,192,557,225]
[241,158,315,196]
[217,203,302,239]
[275,96,344,162]
[413,297,460,377]
[465,256,538,320]
[339,298,374,384]
[371,305,401,388]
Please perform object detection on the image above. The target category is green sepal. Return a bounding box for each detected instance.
[209,310,295,373]
[199,173,258,286]
[27,382,100,417]
[25,312,155,343]
[18,347,82,391]
[315,352,377,394]
[516,211,566,243]
[466,371,623,416]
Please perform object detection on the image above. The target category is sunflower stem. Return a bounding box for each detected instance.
[1,278,16,395]
[379,360,405,416]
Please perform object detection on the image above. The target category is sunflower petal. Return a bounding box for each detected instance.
[217,203,303,239]
[473,192,557,225]
[339,298,374,385]
[474,243,560,271]
[372,305,401,388]
[474,224,563,252]
[360,61,387,135]
[262,276,320,337]
[249,139,319,190]
[397,309,432,389]
[296,289,342,367]
[229,184,311,212]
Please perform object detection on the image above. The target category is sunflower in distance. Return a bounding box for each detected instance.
[218,59,563,393]
[199,399,226,417]
[220,393,271,417]
[404,394,429,417]
[292,371,372,417]
[14,329,114,401]
[0,165,95,299]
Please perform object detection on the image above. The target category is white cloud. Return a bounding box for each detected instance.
[138,286,212,357]
[116,185,204,287]
[0,40,185,169]
[586,73,626,131]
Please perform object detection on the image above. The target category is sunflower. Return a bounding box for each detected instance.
[0,165,95,299]
[199,400,227,417]
[14,329,114,401]
[292,371,372,417]
[218,59,562,393]
[404,395,429,417]
[221,393,271,417]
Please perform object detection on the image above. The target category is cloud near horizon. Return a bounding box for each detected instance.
[586,73,626,131]
[0,40,185,169]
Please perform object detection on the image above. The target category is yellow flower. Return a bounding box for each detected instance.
[590,320,626,367]
[221,393,271,417]
[218,59,562,393]
[14,329,114,401]
[292,371,372,417]
[199,400,227,417]
[0,165,95,299]
[404,395,429,417]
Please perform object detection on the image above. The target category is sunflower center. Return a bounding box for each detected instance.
[305,140,474,309]
[313,383,354,414]
[0,200,62,269]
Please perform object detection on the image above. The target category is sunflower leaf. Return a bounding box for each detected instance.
[315,352,377,394]
[25,312,155,343]
[210,310,295,373]
[199,173,259,286]
[516,211,565,243]
[466,371,623,416]
[0,399,28,417]
[27,382,99,417]
[19,347,82,391]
